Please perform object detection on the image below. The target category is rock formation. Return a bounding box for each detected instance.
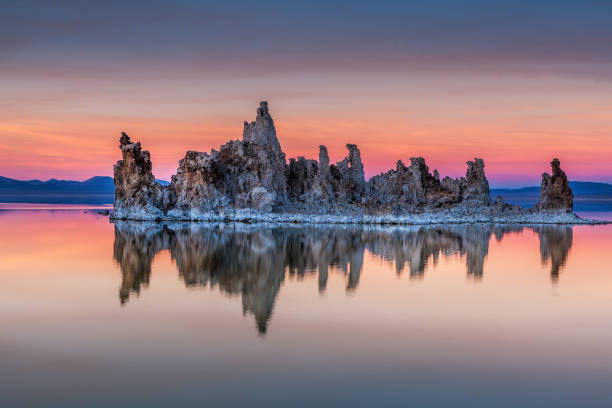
[367,158,461,212]
[113,132,174,219]
[113,101,578,222]
[169,101,288,216]
[287,156,318,201]
[463,158,492,207]
[535,158,574,213]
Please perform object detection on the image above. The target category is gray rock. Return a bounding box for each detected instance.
[170,101,288,215]
[287,156,318,200]
[535,158,573,213]
[113,132,174,219]
[112,101,575,221]
[462,158,491,207]
[241,101,288,202]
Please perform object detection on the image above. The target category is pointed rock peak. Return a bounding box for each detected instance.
[466,158,486,180]
[331,143,365,201]
[550,158,562,176]
[463,157,491,205]
[410,157,427,167]
[318,145,330,168]
[537,158,573,212]
[409,158,431,178]
[120,132,131,147]
[345,144,364,173]
[243,101,280,148]
[466,157,485,170]
[118,132,142,156]
[346,144,360,158]
[253,101,273,128]
[257,101,270,117]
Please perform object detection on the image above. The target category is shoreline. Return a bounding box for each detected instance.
[110,209,609,225]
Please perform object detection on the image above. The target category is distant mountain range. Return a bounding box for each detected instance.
[491,181,612,213]
[1,177,611,209]
[0,176,168,204]
[0,176,116,194]
[0,176,169,193]
[491,181,612,196]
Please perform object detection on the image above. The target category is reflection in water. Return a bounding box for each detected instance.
[537,226,573,281]
[113,223,573,334]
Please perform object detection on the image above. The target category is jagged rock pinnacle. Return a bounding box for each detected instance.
[463,158,491,206]
[257,101,270,118]
[536,158,573,212]
[119,132,131,147]
[112,101,579,222]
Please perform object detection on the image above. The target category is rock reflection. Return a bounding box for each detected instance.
[113,223,574,334]
[536,226,573,281]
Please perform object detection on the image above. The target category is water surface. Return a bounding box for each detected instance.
[1,208,612,407]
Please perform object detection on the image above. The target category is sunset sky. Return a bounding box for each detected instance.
[2,0,612,187]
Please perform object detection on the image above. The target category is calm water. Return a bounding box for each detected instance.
[1,208,612,407]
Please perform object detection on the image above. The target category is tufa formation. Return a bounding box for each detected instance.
[113,101,575,221]
[535,158,574,213]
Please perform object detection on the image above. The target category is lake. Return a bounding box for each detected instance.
[1,207,612,407]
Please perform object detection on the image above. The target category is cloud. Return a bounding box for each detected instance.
[2,0,612,80]
[2,0,612,183]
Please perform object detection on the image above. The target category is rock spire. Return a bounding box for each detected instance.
[112,101,576,221]
[536,158,573,212]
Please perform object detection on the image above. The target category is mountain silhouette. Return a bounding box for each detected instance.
[0,176,610,208]
[491,181,612,212]
[0,176,168,204]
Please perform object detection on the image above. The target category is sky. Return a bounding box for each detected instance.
[1,0,612,187]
